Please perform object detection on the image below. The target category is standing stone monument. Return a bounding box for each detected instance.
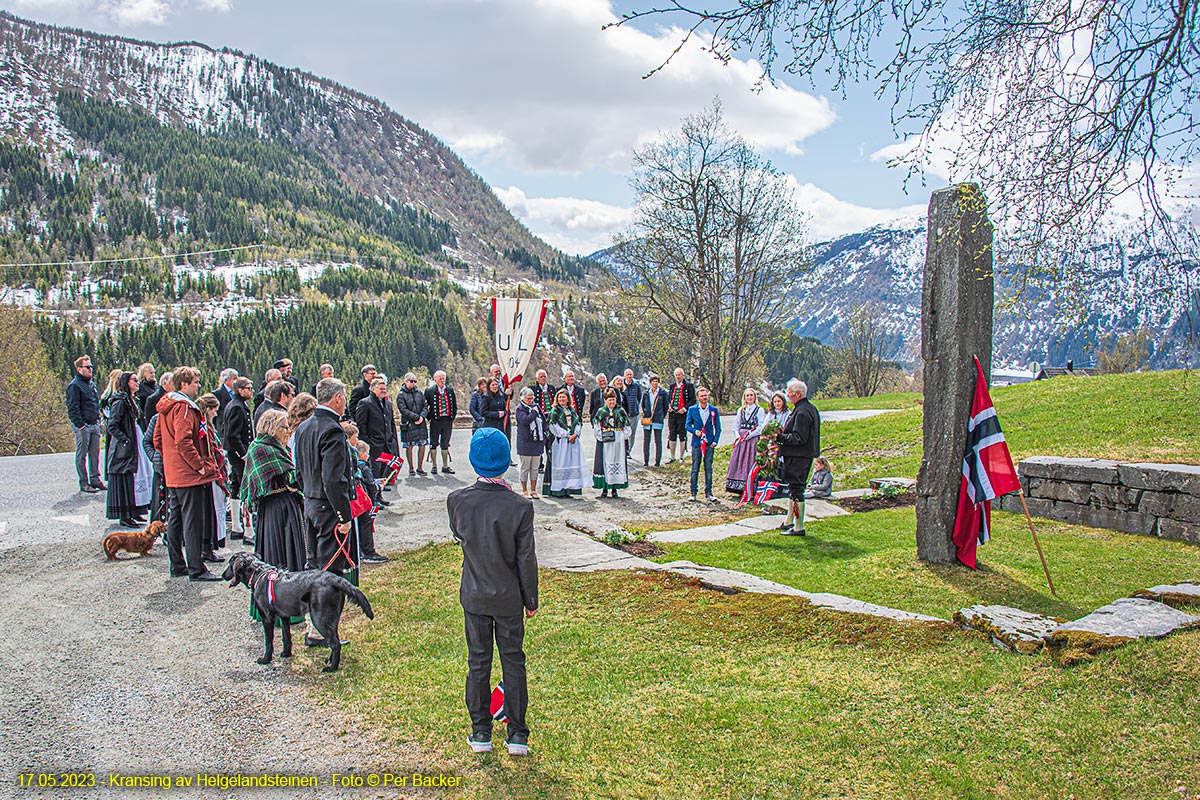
[916,184,994,563]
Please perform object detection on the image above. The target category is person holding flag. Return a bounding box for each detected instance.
[685,386,721,502]
[952,356,1024,569]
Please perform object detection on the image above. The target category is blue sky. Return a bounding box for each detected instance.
[4,0,934,253]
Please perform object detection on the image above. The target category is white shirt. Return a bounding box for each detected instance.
[698,404,711,427]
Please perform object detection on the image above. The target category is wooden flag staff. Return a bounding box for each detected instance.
[1017,493,1056,596]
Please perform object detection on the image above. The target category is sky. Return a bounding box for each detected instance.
[3,0,935,255]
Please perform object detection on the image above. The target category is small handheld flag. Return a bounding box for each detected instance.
[490,682,508,723]
[376,452,404,470]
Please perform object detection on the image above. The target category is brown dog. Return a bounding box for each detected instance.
[102,520,165,560]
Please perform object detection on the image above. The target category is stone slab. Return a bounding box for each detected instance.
[649,501,850,543]
[1048,598,1200,653]
[869,477,917,490]
[1156,517,1200,543]
[1116,463,1200,495]
[1018,457,1121,484]
[652,561,945,622]
[1089,483,1143,511]
[953,604,1064,655]
[833,488,873,499]
[537,529,658,572]
[1028,478,1092,506]
[1133,582,1200,608]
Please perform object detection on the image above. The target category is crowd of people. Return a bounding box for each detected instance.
[66,352,825,756]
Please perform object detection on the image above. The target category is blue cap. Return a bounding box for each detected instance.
[469,428,510,478]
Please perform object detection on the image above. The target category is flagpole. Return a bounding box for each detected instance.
[1017,494,1056,596]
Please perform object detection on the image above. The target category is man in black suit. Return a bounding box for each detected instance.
[214,368,238,440]
[277,358,300,393]
[775,378,822,536]
[143,371,173,429]
[254,379,294,428]
[311,363,334,397]
[424,369,458,475]
[587,373,611,425]
[253,368,281,412]
[293,378,355,578]
[347,364,378,421]
[355,377,400,481]
[557,370,586,418]
[447,428,538,757]
[621,368,643,457]
[222,377,253,541]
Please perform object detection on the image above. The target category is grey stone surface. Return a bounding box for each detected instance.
[954,605,1063,654]
[1137,490,1178,518]
[917,183,994,564]
[1089,483,1143,511]
[1030,479,1092,506]
[1117,463,1200,495]
[869,477,917,490]
[1134,582,1200,607]
[655,561,946,622]
[1018,456,1121,484]
[1157,517,1200,542]
[649,502,848,543]
[1049,598,1200,643]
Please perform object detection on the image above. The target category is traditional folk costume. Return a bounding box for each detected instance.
[725,404,765,494]
[544,406,586,497]
[240,433,306,624]
[666,378,696,461]
[592,406,632,492]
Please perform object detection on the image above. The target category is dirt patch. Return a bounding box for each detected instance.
[836,491,917,513]
[613,540,667,558]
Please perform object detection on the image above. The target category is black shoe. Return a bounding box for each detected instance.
[510,461,517,467]
[81,485,100,494]
[190,572,222,582]
[119,518,139,527]
[611,490,619,499]
[409,469,416,477]
[538,464,544,473]
[377,498,392,507]
[202,553,225,563]
[600,490,609,498]
[229,532,244,540]
[363,553,389,563]
[505,732,529,756]
[91,481,107,491]
[443,467,455,475]
[416,469,428,476]
[383,484,393,492]
[431,466,438,475]
[468,731,493,754]
[170,570,188,578]
[242,537,256,547]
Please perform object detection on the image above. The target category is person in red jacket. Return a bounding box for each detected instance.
[154,366,223,581]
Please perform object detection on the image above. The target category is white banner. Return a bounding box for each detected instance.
[492,297,550,385]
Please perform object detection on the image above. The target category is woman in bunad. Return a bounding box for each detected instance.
[766,391,790,427]
[725,388,766,495]
[592,388,632,499]
[544,388,586,498]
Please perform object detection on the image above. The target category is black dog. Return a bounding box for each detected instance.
[222,552,374,672]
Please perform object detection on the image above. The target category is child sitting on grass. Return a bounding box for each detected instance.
[805,457,833,499]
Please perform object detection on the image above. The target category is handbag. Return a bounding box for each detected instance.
[641,416,652,427]
[599,430,616,443]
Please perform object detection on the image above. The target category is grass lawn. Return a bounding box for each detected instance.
[655,507,1200,620]
[330,542,1200,800]
[815,391,923,410]
[822,369,1200,489]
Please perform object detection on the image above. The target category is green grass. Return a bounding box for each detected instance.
[326,543,1200,800]
[655,507,1200,620]
[815,391,923,410]
[823,369,1200,489]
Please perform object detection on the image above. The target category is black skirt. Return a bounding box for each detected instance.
[105,471,147,520]
[254,491,307,572]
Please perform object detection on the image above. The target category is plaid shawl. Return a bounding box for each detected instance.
[240,434,301,510]
[547,405,580,434]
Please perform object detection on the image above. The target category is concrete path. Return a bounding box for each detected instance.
[649,500,847,543]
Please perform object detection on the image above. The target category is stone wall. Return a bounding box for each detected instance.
[994,457,1200,542]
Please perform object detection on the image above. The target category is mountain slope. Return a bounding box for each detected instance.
[0,11,579,279]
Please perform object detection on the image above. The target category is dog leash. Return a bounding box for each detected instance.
[323,525,357,572]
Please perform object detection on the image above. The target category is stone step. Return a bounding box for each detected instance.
[868,477,917,490]
[1132,581,1200,608]
[1046,598,1200,659]
[953,604,1064,655]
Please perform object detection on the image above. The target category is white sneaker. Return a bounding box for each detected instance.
[506,737,529,756]
[467,732,492,753]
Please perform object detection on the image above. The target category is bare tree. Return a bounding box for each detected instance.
[1096,328,1153,374]
[612,101,810,403]
[608,0,1199,307]
[0,304,73,455]
[836,304,889,397]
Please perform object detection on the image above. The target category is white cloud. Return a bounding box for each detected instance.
[193,0,231,11]
[107,0,168,25]
[495,186,634,255]
[787,179,925,240]
[9,0,228,24]
[393,0,834,175]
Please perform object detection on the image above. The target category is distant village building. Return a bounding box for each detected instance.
[1034,360,1099,381]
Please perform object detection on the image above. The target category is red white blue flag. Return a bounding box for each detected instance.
[952,356,1022,568]
[490,682,508,723]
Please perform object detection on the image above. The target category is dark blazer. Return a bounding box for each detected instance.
[143,385,167,424]
[223,395,252,461]
[685,403,722,447]
[395,385,428,431]
[640,386,669,425]
[293,406,354,525]
[667,380,697,415]
[65,374,100,428]
[589,387,624,422]
[135,380,158,423]
[478,391,506,429]
[557,383,586,417]
[105,393,139,474]
[214,384,234,438]
[253,399,285,429]
[514,402,546,457]
[776,397,821,458]
[528,381,555,414]
[355,394,399,457]
[447,482,538,617]
[347,379,372,419]
[469,390,485,424]
[424,385,458,420]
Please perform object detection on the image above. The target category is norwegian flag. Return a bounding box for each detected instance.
[736,464,763,508]
[952,356,1022,569]
[376,452,404,470]
[754,480,782,505]
[490,682,508,723]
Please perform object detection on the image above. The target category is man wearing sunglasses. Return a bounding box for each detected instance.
[66,355,105,493]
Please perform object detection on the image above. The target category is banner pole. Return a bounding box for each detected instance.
[1018,494,1056,596]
